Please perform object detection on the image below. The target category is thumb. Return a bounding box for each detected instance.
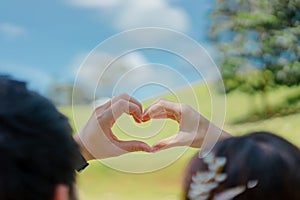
[151,134,179,152]
[118,140,152,153]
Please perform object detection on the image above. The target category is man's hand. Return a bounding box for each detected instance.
[142,99,231,152]
[73,93,151,161]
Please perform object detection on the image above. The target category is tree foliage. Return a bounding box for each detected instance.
[210,0,300,93]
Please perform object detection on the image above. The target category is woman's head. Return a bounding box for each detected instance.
[184,131,300,200]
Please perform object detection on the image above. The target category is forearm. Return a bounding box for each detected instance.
[205,121,232,140]
[194,117,232,148]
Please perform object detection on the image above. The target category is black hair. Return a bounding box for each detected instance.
[184,131,300,200]
[0,76,79,199]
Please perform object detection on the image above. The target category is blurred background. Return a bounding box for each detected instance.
[1,0,300,199]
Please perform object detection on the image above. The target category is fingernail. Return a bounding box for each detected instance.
[142,117,149,122]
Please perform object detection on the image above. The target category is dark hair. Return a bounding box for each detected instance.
[0,76,79,199]
[184,131,300,200]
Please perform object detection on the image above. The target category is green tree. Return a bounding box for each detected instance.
[210,0,300,112]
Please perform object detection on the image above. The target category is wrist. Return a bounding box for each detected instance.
[194,117,231,148]
[73,134,94,161]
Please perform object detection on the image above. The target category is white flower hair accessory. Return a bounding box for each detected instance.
[188,153,258,200]
[188,153,227,200]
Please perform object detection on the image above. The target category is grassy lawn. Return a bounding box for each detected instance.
[59,82,300,200]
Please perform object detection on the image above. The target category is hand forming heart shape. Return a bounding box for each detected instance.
[74,93,229,161]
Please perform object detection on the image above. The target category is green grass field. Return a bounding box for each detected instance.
[59,82,300,200]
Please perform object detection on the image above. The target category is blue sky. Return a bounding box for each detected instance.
[0,0,215,98]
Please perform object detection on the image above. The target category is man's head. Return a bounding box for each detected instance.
[0,76,79,200]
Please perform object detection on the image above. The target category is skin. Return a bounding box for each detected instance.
[142,99,231,151]
[68,95,232,200]
[74,95,231,161]
[73,93,152,161]
[53,184,70,200]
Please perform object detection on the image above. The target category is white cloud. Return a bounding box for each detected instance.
[67,0,190,32]
[68,0,121,8]
[114,1,189,32]
[72,51,146,96]
[72,51,183,99]
[0,23,26,39]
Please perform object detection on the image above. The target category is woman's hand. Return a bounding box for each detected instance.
[73,93,151,161]
[142,99,231,152]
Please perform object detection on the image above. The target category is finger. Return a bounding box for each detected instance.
[94,98,112,114]
[114,99,142,123]
[111,94,143,123]
[107,130,119,141]
[112,93,143,113]
[117,140,152,153]
[144,106,178,121]
[142,104,166,122]
[142,98,161,118]
[143,99,181,122]
[151,134,179,152]
[131,114,143,124]
[103,99,143,125]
